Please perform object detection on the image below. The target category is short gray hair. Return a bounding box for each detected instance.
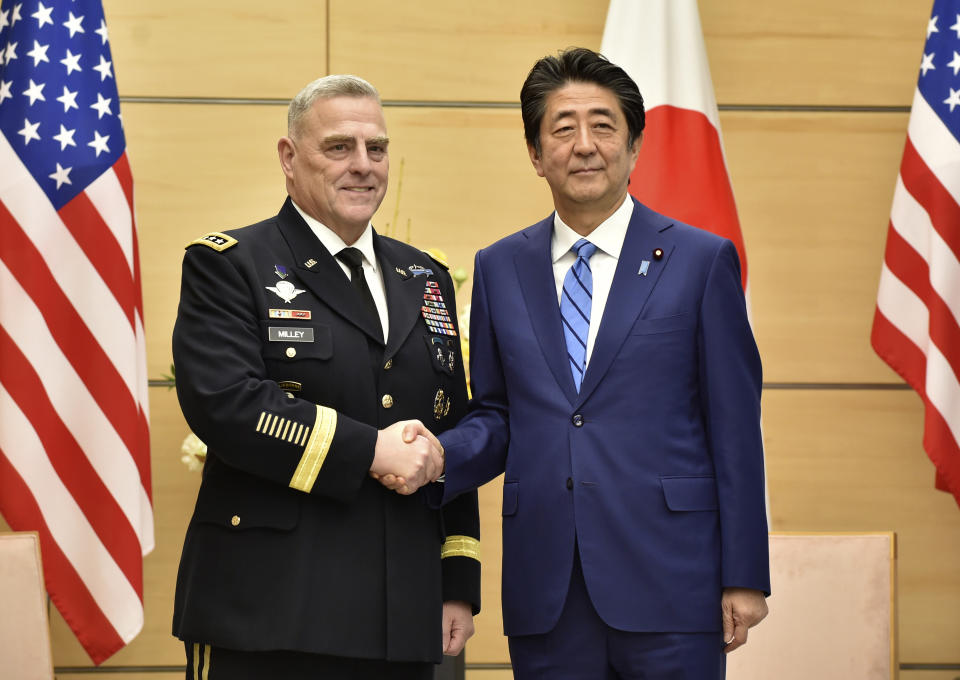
[287,75,381,137]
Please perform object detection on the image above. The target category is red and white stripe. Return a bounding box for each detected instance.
[601,0,750,298]
[0,130,153,662]
[872,88,960,507]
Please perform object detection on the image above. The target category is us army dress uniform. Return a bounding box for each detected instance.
[171,198,480,667]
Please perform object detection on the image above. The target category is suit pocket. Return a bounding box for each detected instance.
[193,465,301,531]
[260,321,333,361]
[502,481,519,517]
[660,476,718,512]
[630,313,693,336]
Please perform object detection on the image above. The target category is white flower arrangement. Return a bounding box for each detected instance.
[180,432,207,472]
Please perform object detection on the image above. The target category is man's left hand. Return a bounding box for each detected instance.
[721,587,768,653]
[441,600,474,656]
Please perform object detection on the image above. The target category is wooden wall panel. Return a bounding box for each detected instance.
[103,0,328,99]
[328,0,606,102]
[723,111,908,383]
[763,390,960,662]
[123,102,288,378]
[702,0,929,107]
[328,0,930,107]
[48,390,199,667]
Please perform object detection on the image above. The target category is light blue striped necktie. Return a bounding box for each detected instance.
[560,238,598,392]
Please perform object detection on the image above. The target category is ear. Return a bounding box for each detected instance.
[629,131,643,165]
[527,141,545,178]
[277,137,296,179]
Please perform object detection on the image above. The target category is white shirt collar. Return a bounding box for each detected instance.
[551,194,634,264]
[290,199,379,273]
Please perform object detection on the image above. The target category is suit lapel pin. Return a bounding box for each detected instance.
[638,260,650,276]
[653,248,664,261]
[303,258,318,269]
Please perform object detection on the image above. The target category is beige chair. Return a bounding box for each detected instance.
[727,532,897,680]
[0,532,55,680]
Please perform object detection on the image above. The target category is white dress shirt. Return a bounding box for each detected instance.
[291,200,389,342]
[551,194,634,367]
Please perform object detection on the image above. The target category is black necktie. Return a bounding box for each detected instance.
[336,247,382,335]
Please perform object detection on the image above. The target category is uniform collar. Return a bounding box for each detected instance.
[289,199,379,274]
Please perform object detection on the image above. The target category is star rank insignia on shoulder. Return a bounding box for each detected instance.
[187,232,238,252]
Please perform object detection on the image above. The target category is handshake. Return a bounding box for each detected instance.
[369,420,444,495]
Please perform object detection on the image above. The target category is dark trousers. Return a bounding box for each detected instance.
[184,642,433,680]
[507,552,726,680]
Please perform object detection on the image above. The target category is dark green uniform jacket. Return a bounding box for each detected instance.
[171,198,480,663]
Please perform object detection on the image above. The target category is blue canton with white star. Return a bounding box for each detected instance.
[919,0,960,144]
[0,0,125,210]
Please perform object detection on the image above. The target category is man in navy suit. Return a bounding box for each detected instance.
[385,48,770,678]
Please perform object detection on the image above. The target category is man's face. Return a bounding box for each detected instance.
[528,82,640,218]
[279,95,389,242]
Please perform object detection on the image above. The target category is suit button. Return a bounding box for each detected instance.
[572,414,584,427]
[285,347,296,358]
[384,358,393,370]
[566,477,573,490]
[230,515,240,527]
[381,394,394,408]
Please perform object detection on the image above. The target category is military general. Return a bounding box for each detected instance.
[171,74,480,680]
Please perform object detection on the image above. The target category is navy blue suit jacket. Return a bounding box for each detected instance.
[438,197,769,637]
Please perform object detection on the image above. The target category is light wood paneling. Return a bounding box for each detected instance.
[723,111,908,383]
[466,670,513,680]
[328,0,929,107]
[122,102,289,378]
[328,0,606,102]
[48,389,200,666]
[702,0,929,107]
[763,389,960,663]
[103,0,327,99]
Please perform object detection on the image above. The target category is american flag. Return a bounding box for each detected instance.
[600,0,750,297]
[872,0,960,508]
[0,0,153,664]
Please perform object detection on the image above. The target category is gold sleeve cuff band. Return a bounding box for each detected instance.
[289,405,337,493]
[441,535,480,562]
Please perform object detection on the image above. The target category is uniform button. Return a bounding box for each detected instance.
[230,515,240,527]
[381,394,394,409]
[566,477,573,490]
[384,358,393,370]
[285,347,297,358]
[572,414,584,427]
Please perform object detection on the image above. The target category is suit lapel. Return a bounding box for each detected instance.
[577,199,676,404]
[275,199,384,344]
[376,236,429,360]
[514,215,579,405]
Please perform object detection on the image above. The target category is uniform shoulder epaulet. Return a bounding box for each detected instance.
[423,248,449,271]
[186,232,238,252]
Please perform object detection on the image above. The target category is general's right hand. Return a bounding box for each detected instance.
[370,420,444,494]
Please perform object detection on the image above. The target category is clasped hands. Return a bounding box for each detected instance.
[370,420,443,494]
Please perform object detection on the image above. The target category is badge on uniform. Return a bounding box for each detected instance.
[433,387,451,420]
[424,335,456,375]
[395,266,410,280]
[409,264,434,278]
[266,280,306,303]
[420,280,457,336]
[274,265,289,279]
[269,309,312,320]
[638,260,650,276]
